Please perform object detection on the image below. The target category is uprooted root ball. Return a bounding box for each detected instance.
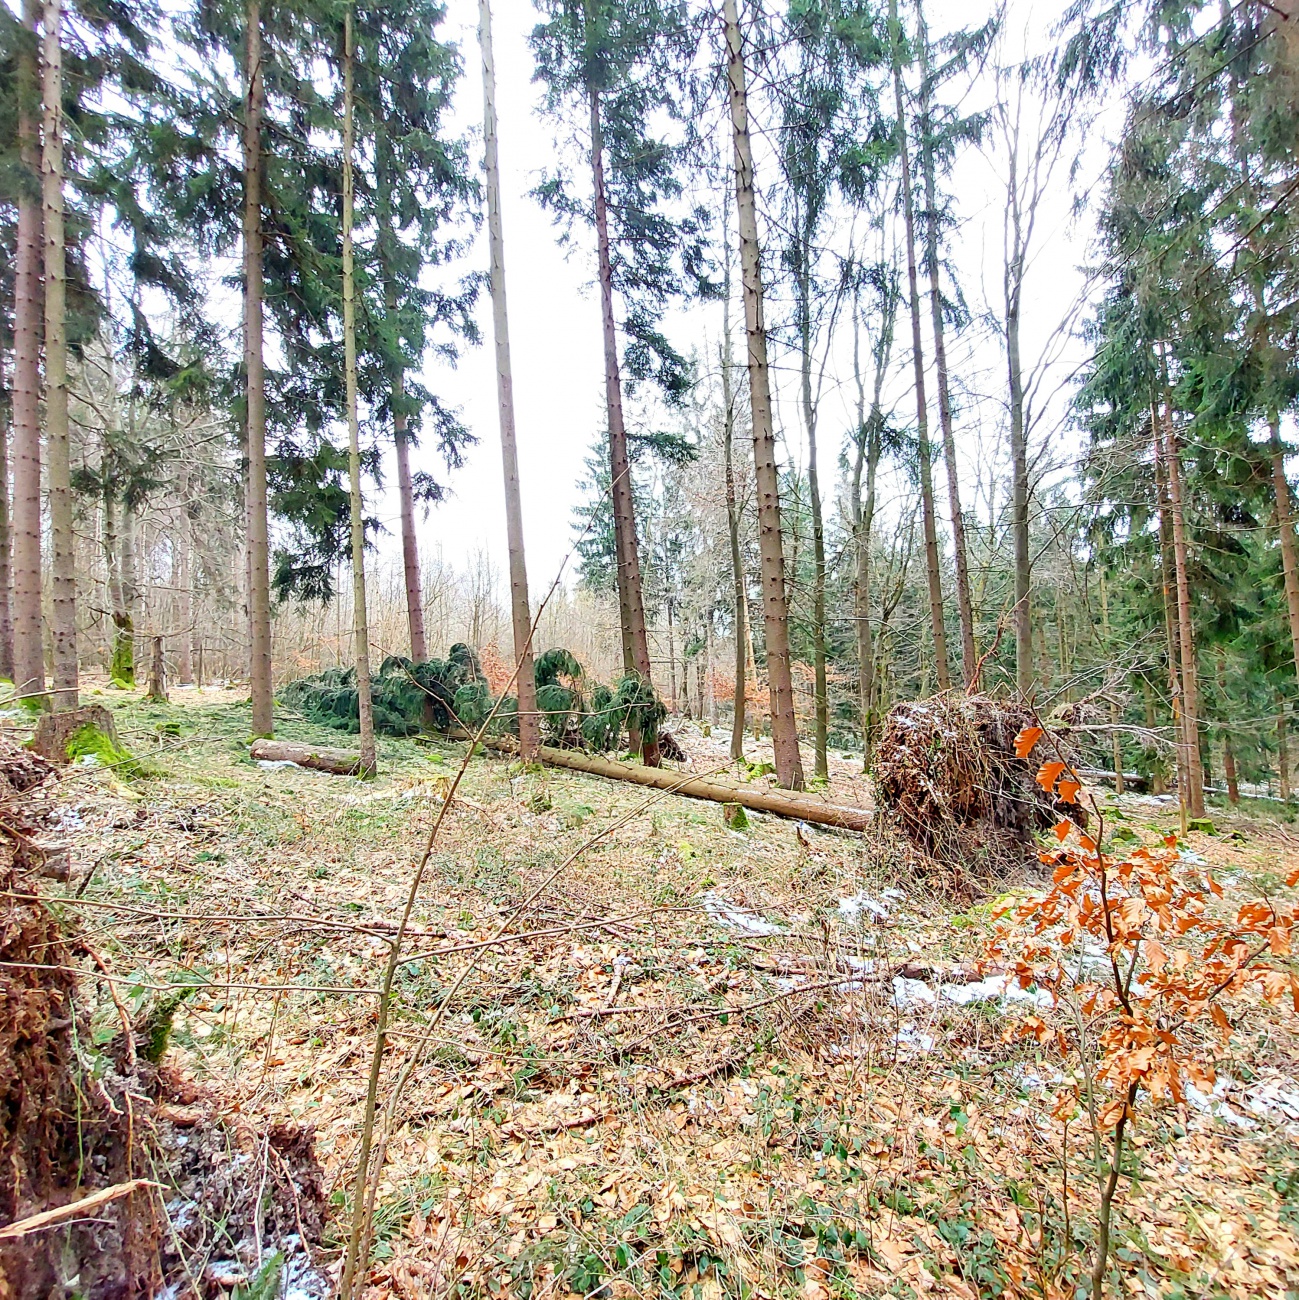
[873,694,1076,870]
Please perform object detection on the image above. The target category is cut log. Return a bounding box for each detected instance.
[249,738,368,776]
[478,736,872,832]
[33,704,120,764]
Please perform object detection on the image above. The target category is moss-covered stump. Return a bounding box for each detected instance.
[32,705,122,765]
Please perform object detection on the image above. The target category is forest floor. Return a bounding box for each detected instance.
[11,681,1299,1299]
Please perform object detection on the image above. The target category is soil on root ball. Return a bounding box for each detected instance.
[873,693,1082,874]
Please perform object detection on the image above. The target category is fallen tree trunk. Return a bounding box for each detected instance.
[249,739,366,776]
[477,735,872,832]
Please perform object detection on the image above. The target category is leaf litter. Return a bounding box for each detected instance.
[4,688,1298,1298]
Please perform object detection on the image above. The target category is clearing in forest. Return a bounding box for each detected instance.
[4,686,1298,1298]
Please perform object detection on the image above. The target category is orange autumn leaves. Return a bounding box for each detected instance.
[1014,723,1085,841]
[992,735,1298,1125]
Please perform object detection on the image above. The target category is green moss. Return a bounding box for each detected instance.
[110,629,135,689]
[65,724,153,779]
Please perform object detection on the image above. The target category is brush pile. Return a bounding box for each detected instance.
[283,643,671,754]
[873,694,1072,868]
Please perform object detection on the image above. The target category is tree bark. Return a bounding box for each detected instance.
[1269,415,1299,674]
[796,246,829,779]
[892,0,950,693]
[173,473,194,684]
[917,0,974,687]
[342,10,376,779]
[244,0,274,737]
[392,372,427,662]
[588,87,660,765]
[250,738,367,775]
[720,205,747,761]
[1005,125,1032,696]
[1279,703,1290,801]
[1152,447,1187,811]
[723,0,804,790]
[479,0,540,762]
[1099,570,1124,794]
[1157,394,1204,818]
[480,735,869,831]
[146,635,167,702]
[0,346,14,681]
[12,0,44,704]
[42,0,76,710]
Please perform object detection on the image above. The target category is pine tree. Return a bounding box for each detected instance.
[722,0,803,790]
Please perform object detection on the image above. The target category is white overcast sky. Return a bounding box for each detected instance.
[386,0,1116,600]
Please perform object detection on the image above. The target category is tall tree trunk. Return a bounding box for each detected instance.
[723,0,804,790]
[892,0,950,693]
[852,281,893,765]
[721,248,747,761]
[173,481,194,685]
[1099,569,1124,794]
[13,0,44,704]
[0,347,14,681]
[796,247,829,779]
[1269,415,1299,673]
[1005,141,1032,696]
[1152,448,1187,813]
[589,87,660,765]
[1278,702,1290,802]
[1216,650,1238,804]
[917,0,974,686]
[1157,395,1204,818]
[244,0,273,735]
[1144,676,1165,795]
[43,0,76,709]
[479,0,539,761]
[392,381,427,662]
[342,9,375,778]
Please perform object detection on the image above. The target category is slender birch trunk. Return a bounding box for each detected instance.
[342,9,375,777]
[479,0,539,760]
[892,0,950,692]
[589,86,660,764]
[244,0,274,736]
[43,0,76,708]
[723,0,803,789]
[917,0,974,686]
[1099,569,1124,794]
[13,0,44,703]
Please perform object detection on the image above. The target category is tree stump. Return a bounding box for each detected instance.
[33,704,121,764]
[146,636,167,702]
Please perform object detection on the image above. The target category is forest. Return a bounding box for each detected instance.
[1,0,1298,1296]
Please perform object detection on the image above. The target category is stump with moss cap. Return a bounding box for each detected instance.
[32,704,122,764]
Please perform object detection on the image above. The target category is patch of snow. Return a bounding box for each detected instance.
[1185,1077,1256,1130]
[53,805,85,831]
[1178,848,1208,866]
[892,976,937,1007]
[892,972,1054,1010]
[699,890,786,936]
[837,887,904,924]
[256,759,301,770]
[895,1024,936,1054]
[1242,1077,1299,1132]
